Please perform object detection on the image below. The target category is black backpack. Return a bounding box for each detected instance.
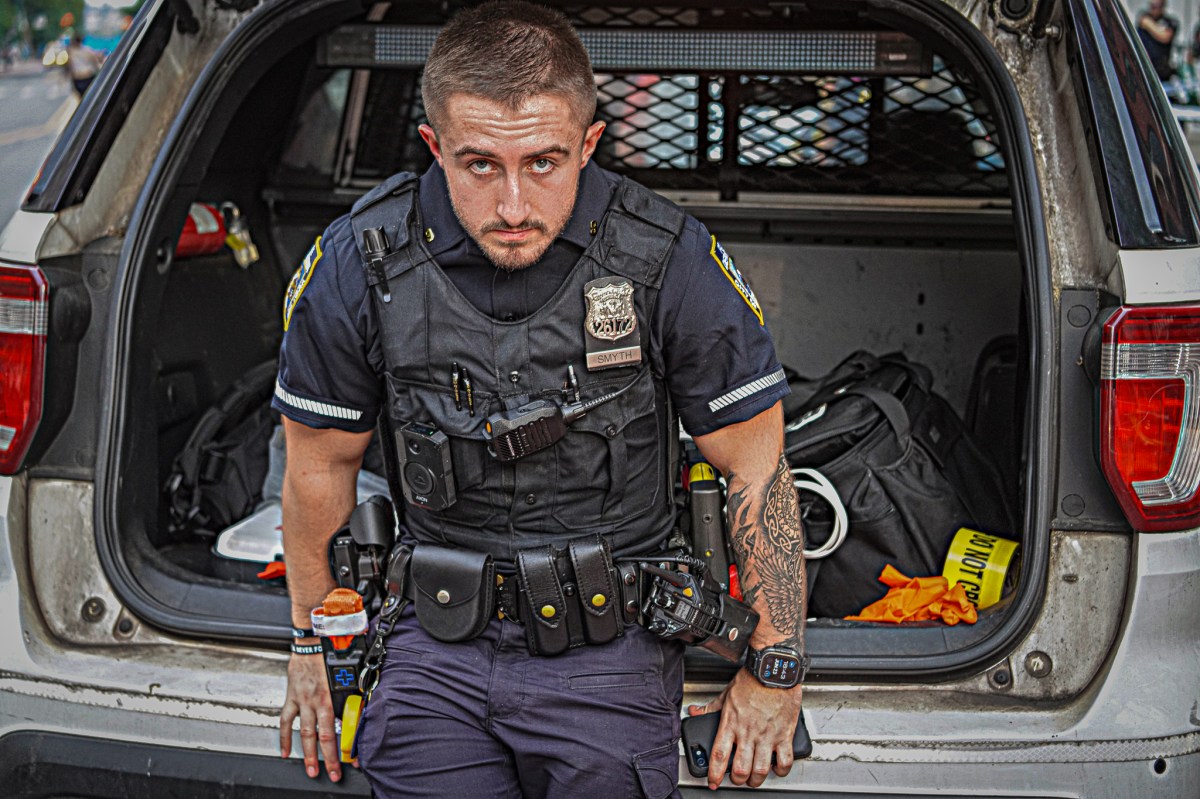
[783,351,1015,618]
[164,360,279,538]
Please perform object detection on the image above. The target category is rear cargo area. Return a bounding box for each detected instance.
[108,0,1036,664]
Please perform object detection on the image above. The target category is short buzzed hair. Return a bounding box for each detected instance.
[422,1,597,130]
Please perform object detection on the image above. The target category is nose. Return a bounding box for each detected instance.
[496,173,530,227]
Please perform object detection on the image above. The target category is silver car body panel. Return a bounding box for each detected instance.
[1113,248,1200,304]
[0,212,55,265]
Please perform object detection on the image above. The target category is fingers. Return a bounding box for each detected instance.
[282,654,342,782]
[316,701,342,782]
[279,699,297,759]
[688,688,728,717]
[725,736,772,788]
[773,739,795,778]
[297,708,342,782]
[706,720,736,790]
[299,703,321,779]
[699,673,803,789]
[748,745,774,788]
[709,736,782,789]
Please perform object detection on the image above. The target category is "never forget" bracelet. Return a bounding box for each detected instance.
[290,642,323,656]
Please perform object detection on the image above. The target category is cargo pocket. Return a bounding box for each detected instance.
[633,740,682,799]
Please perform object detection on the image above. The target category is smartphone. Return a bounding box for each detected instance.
[681,710,813,779]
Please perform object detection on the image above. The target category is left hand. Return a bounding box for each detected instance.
[687,668,803,790]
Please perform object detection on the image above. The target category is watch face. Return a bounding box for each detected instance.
[758,652,801,686]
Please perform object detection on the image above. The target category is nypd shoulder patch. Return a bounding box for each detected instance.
[709,236,763,326]
[283,236,322,331]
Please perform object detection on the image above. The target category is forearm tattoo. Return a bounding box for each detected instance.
[726,455,807,648]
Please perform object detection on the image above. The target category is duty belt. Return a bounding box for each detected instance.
[397,538,643,629]
[359,535,757,695]
[398,561,642,625]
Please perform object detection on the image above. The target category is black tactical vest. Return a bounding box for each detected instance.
[350,172,684,565]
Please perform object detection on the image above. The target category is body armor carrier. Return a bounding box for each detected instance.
[349,172,685,566]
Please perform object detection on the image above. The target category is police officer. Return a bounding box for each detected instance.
[275,3,807,796]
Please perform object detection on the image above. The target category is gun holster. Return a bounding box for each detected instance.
[328,494,397,613]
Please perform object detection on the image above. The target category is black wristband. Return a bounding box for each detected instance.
[290,642,323,655]
[291,626,315,640]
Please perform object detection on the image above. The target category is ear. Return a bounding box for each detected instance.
[418,124,444,166]
[579,121,606,168]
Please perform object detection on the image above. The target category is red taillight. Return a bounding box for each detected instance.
[1100,305,1200,532]
[0,263,48,474]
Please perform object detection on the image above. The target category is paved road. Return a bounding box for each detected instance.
[0,64,76,232]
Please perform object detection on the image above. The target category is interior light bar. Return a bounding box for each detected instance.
[319,26,931,76]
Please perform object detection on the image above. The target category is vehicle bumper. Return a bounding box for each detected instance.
[3,477,1199,796]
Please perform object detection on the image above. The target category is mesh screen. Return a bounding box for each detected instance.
[590,61,1008,197]
[350,5,1009,198]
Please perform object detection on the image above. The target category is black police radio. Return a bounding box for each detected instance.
[396,421,456,510]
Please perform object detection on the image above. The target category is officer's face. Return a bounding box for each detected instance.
[419,94,605,271]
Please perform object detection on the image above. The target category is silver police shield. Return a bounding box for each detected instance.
[583,277,641,370]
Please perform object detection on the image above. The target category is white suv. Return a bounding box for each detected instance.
[1,0,1198,795]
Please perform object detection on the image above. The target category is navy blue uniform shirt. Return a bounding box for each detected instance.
[274,162,788,436]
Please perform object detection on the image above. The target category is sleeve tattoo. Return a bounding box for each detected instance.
[725,455,807,648]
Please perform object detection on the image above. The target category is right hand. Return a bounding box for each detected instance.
[279,651,342,782]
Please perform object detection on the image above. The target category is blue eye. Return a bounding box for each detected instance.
[531,158,554,173]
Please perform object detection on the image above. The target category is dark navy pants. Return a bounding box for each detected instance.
[356,605,684,798]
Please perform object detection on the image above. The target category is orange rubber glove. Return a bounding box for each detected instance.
[845,564,978,625]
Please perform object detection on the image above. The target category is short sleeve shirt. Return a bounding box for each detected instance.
[274,162,788,437]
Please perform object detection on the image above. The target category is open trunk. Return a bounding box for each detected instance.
[102,0,1047,676]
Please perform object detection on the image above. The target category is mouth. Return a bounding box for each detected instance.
[489,228,538,245]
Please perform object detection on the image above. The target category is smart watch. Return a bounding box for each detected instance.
[745,645,809,689]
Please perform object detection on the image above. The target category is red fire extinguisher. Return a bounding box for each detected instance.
[175,203,227,258]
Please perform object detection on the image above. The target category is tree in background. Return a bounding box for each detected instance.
[2,0,141,55]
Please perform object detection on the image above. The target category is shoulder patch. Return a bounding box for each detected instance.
[283,236,322,332]
[710,236,763,326]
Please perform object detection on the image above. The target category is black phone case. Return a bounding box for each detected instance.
[681,710,813,779]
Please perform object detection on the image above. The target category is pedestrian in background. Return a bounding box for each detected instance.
[65,34,103,97]
[1138,0,1179,82]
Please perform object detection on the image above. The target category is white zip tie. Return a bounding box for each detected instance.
[793,468,847,560]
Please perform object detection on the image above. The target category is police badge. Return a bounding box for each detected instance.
[583,277,641,370]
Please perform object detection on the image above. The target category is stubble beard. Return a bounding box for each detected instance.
[475,219,554,272]
[449,190,576,273]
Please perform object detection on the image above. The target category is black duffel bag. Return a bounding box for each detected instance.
[783,351,1015,618]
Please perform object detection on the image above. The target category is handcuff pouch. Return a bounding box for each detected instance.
[410,544,494,642]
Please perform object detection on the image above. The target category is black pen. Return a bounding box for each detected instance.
[452,362,462,411]
[567,363,581,403]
